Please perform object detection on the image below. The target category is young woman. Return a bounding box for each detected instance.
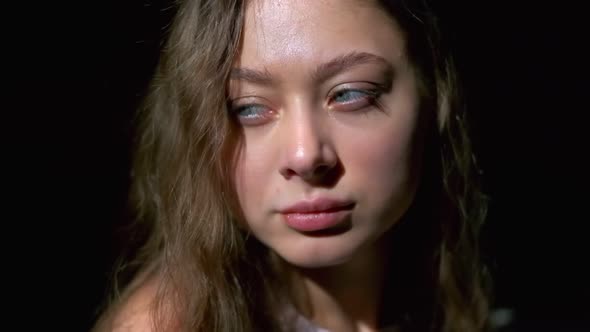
[94,0,490,331]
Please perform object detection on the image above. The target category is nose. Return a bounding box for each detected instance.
[278,109,338,182]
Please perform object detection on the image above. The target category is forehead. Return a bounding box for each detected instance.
[237,0,407,70]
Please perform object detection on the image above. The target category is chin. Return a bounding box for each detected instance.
[283,253,354,269]
[274,235,365,269]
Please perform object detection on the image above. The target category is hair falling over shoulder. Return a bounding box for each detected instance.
[98,0,492,331]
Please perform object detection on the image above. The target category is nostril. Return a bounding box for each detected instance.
[284,169,297,178]
[314,165,331,177]
[310,161,342,188]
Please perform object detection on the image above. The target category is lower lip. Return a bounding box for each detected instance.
[282,210,351,232]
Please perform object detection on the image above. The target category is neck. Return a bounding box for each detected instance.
[288,236,393,332]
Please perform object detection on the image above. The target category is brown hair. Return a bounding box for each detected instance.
[97,0,491,331]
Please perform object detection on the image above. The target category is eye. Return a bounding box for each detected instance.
[234,104,266,118]
[230,103,276,126]
[327,87,382,112]
[331,90,372,103]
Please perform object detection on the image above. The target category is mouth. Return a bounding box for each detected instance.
[280,199,355,233]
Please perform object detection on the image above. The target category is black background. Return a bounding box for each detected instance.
[9,1,587,331]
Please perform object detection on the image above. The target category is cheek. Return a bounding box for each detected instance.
[340,113,422,213]
[359,135,413,190]
[234,141,276,216]
[351,115,417,172]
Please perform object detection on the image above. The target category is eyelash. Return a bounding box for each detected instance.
[230,86,384,125]
[327,88,382,109]
[233,104,266,118]
[230,103,274,126]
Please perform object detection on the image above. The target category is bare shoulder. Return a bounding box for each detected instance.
[92,274,163,332]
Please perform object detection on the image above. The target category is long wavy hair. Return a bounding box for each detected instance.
[99,0,491,331]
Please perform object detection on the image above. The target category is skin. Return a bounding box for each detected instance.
[230,0,427,330]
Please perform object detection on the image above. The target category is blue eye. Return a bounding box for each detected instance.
[331,90,371,103]
[328,88,382,113]
[230,103,276,126]
[234,104,266,119]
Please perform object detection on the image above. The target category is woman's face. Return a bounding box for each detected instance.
[230,0,426,268]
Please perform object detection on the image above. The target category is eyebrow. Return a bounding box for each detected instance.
[312,51,393,83]
[230,51,393,86]
[230,67,275,85]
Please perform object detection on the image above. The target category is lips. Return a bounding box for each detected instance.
[280,198,355,232]
[280,198,355,214]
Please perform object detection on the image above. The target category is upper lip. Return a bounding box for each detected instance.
[280,198,355,214]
